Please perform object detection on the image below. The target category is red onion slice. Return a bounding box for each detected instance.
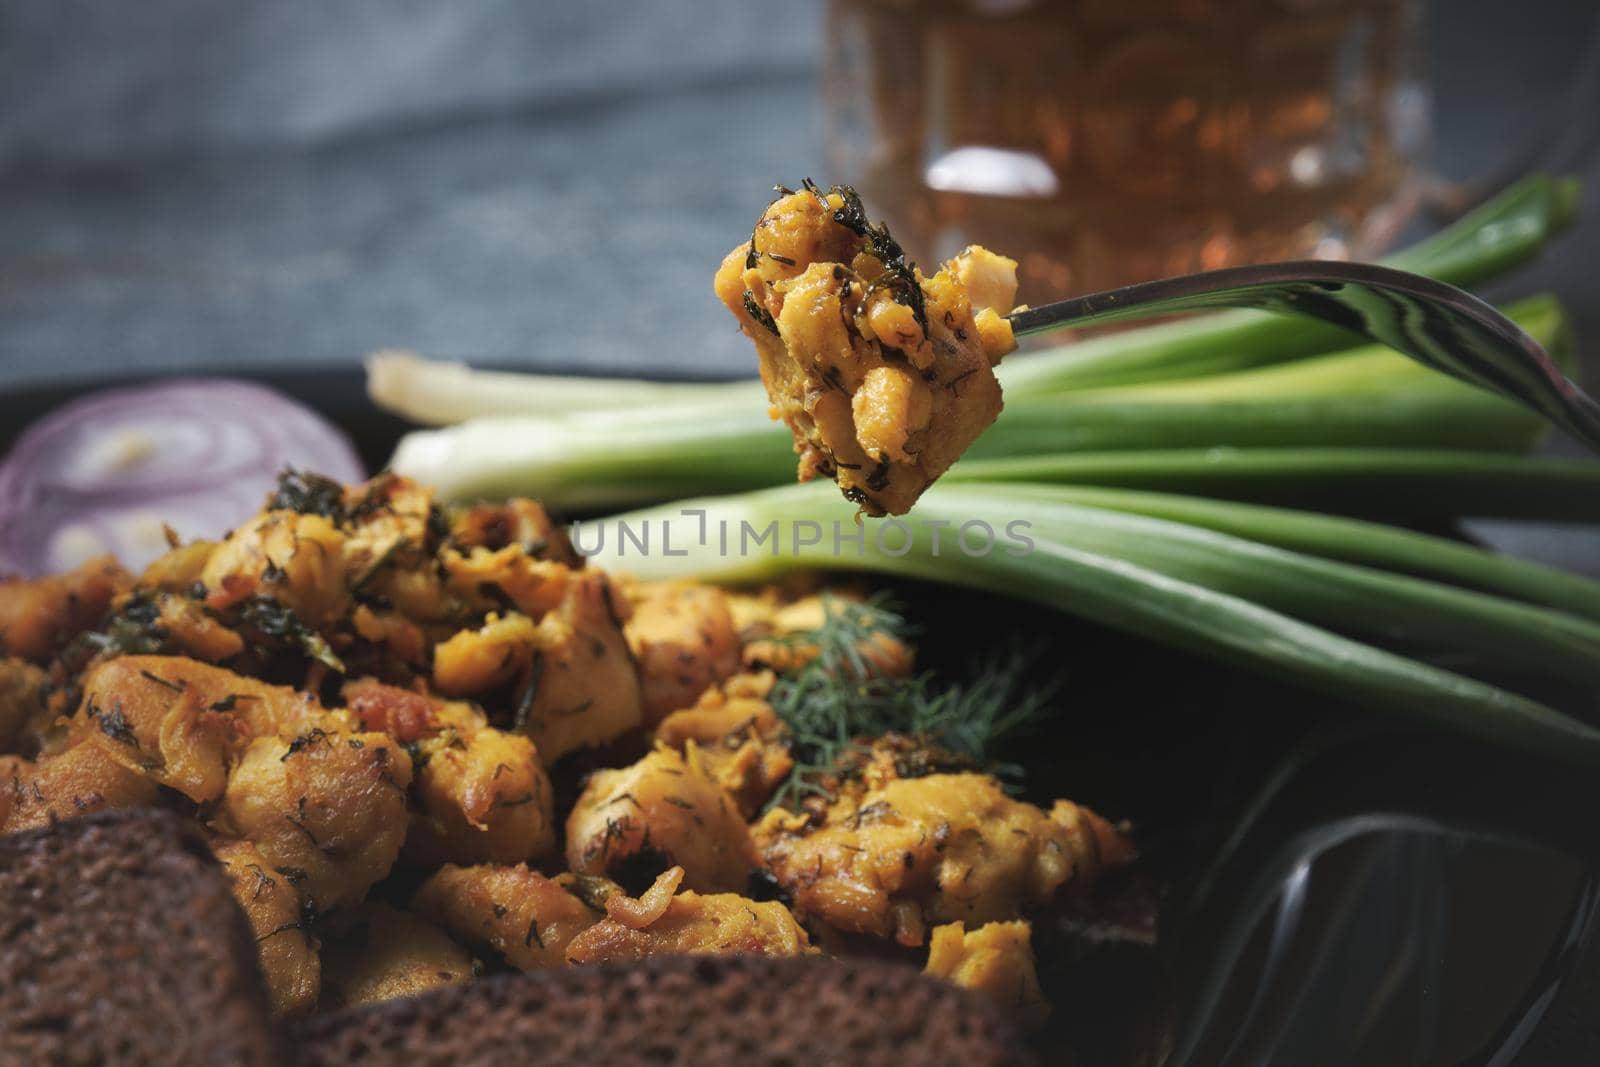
[0,379,365,577]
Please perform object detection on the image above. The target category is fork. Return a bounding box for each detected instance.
[1006,260,1600,451]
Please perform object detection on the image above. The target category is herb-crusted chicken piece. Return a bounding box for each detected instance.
[425,571,643,765]
[213,728,413,911]
[72,654,326,803]
[924,920,1050,1029]
[513,570,643,762]
[754,770,1132,947]
[0,741,159,834]
[563,865,812,965]
[653,671,793,818]
[342,678,559,866]
[318,902,478,1011]
[735,591,915,677]
[411,716,557,866]
[716,182,1019,515]
[212,835,323,1018]
[624,579,742,726]
[412,862,599,971]
[566,743,756,894]
[0,555,131,662]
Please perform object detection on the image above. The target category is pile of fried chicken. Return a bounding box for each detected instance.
[0,472,1130,1026]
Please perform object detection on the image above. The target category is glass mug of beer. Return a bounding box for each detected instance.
[822,0,1431,303]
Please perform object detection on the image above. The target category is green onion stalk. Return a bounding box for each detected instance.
[946,449,1600,523]
[372,174,1579,429]
[394,295,1567,509]
[579,481,1600,765]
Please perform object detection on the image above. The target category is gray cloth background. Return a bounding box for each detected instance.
[2,0,1597,386]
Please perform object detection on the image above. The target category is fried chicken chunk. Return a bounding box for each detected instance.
[564,866,811,965]
[735,592,914,677]
[0,555,131,662]
[73,655,324,803]
[413,863,598,971]
[318,903,477,1011]
[566,744,756,894]
[924,920,1049,1029]
[213,729,413,911]
[0,742,159,834]
[0,656,49,754]
[755,770,1131,946]
[624,580,742,726]
[212,836,322,1018]
[716,183,1018,515]
[202,511,351,627]
[343,680,559,867]
[514,571,643,762]
[653,672,793,818]
[410,720,557,867]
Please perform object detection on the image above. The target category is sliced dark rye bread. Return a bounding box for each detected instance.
[0,809,283,1067]
[293,953,1037,1067]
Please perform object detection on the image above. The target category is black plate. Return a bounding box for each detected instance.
[5,370,1599,1066]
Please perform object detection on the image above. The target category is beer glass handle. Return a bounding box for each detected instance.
[1424,12,1600,221]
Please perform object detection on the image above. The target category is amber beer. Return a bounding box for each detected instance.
[823,0,1428,303]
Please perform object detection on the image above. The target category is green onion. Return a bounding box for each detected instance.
[946,449,1600,523]
[583,482,1600,764]
[968,483,1600,624]
[394,296,1563,508]
[366,349,764,426]
[928,486,1600,682]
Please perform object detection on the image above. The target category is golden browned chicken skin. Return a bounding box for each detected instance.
[564,866,812,965]
[212,836,322,1018]
[755,766,1132,946]
[317,902,478,1011]
[566,743,756,894]
[715,182,1019,515]
[924,920,1050,1029]
[413,862,599,971]
[623,579,742,727]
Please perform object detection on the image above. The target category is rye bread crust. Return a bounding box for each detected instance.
[294,952,1036,1067]
[0,809,282,1067]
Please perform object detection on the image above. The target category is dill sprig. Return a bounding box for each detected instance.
[766,593,1055,810]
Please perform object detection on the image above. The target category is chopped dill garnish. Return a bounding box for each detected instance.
[766,593,1054,810]
[239,596,346,673]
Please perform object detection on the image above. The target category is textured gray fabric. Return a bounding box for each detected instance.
[1,0,1595,390]
[0,0,819,166]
